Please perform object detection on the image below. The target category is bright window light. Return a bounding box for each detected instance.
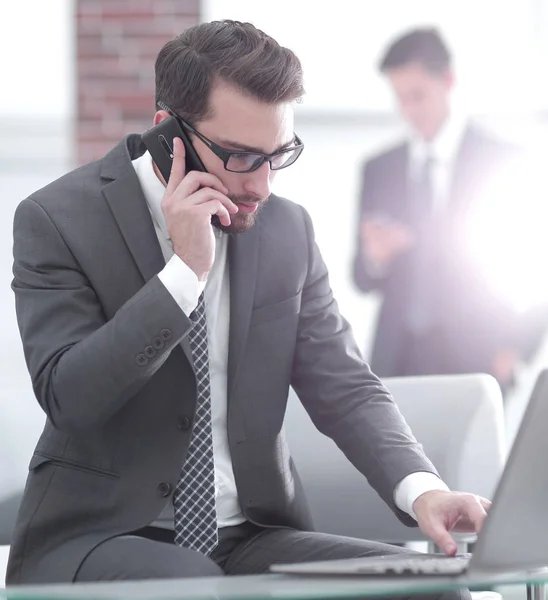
[464,154,548,313]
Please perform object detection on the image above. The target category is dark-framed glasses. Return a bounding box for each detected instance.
[158,101,304,174]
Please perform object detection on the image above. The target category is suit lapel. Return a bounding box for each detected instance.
[100,135,193,365]
[101,136,165,284]
[390,144,413,223]
[227,223,259,401]
[103,173,167,283]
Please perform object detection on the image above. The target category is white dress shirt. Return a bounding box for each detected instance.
[408,112,468,213]
[363,112,468,281]
[132,151,448,526]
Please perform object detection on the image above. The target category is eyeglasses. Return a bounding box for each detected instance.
[158,101,304,174]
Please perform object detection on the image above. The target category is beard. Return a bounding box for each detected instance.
[212,194,269,234]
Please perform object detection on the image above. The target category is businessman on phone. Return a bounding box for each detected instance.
[9,20,483,596]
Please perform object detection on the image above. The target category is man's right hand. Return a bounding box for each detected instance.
[360,216,415,271]
[161,137,239,281]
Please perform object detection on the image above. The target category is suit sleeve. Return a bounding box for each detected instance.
[352,161,392,294]
[12,197,193,434]
[292,206,437,525]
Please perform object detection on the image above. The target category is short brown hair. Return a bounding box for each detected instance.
[155,20,305,124]
[379,27,451,75]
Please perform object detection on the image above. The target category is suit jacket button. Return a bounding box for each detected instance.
[157,482,172,497]
[152,336,165,350]
[178,416,191,431]
[136,353,148,366]
[144,345,156,359]
[160,328,172,341]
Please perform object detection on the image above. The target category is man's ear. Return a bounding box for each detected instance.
[153,110,171,126]
[444,68,455,91]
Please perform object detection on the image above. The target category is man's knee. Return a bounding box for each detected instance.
[75,536,224,582]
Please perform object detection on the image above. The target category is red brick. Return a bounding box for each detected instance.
[80,98,122,120]
[102,93,154,111]
[77,0,103,17]
[78,142,116,163]
[76,0,199,165]
[79,57,127,77]
[83,78,143,95]
[121,102,156,120]
[96,0,155,14]
[116,19,179,36]
[100,11,156,22]
[152,0,200,14]
[77,17,107,35]
[77,36,110,58]
[79,81,107,99]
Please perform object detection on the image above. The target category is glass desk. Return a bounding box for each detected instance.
[1,569,548,600]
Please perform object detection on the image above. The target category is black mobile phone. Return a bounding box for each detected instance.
[141,116,207,183]
[141,117,221,227]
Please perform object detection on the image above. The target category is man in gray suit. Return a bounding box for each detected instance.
[8,20,487,594]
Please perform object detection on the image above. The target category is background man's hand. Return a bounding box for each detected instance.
[491,347,518,387]
[361,216,415,270]
[412,490,491,556]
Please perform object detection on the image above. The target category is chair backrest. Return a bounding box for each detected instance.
[0,383,44,547]
[0,491,22,546]
[284,374,506,543]
[0,490,22,588]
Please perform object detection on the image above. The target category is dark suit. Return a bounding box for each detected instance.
[353,124,532,383]
[8,135,437,585]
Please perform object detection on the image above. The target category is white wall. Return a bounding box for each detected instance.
[0,0,74,495]
[0,0,73,118]
[203,0,539,114]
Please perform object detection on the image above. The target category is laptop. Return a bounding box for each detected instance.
[271,369,548,577]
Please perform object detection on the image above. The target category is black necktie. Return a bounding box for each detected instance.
[173,292,218,555]
[407,156,438,333]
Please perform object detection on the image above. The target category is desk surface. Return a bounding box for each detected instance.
[2,569,548,600]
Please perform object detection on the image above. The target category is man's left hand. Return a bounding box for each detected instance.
[412,490,491,556]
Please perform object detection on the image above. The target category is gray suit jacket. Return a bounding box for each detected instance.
[7,135,437,585]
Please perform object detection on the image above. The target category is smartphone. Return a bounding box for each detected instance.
[141,116,207,183]
[141,117,221,226]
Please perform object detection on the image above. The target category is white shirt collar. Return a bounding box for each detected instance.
[132,150,171,240]
[409,111,468,170]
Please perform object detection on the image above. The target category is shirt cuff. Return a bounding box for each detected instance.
[393,472,450,521]
[157,254,206,317]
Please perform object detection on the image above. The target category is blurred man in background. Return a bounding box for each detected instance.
[353,27,542,393]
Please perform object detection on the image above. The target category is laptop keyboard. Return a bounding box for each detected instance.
[355,553,472,576]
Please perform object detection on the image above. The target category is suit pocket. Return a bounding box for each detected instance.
[250,293,301,327]
[29,452,120,479]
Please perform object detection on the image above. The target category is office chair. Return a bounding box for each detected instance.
[0,490,22,588]
[284,374,505,600]
[284,373,506,544]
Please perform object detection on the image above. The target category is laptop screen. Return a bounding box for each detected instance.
[471,369,548,572]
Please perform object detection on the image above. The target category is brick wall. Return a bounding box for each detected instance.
[76,0,201,165]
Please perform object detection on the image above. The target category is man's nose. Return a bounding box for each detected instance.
[243,161,272,199]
